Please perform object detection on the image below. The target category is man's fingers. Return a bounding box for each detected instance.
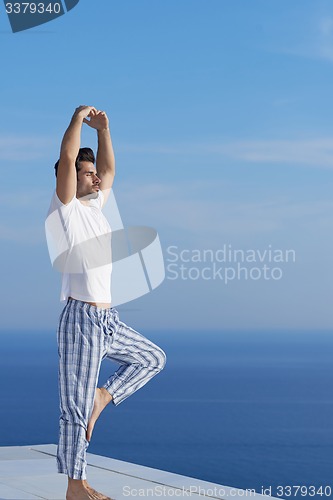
[81,107,108,127]
[74,105,97,120]
[83,117,94,127]
[88,107,97,117]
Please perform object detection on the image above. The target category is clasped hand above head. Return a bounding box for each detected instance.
[73,105,109,131]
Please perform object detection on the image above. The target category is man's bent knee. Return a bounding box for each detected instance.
[155,347,167,372]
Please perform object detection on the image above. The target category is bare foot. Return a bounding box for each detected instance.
[87,484,113,500]
[67,479,113,500]
[86,387,112,442]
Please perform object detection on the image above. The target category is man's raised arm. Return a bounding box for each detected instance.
[84,110,115,205]
[56,105,97,205]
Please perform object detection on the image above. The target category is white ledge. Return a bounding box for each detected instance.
[0,444,277,499]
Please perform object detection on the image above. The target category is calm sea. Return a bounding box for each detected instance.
[1,329,332,498]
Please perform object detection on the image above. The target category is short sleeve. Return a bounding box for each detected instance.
[53,190,76,209]
[45,190,77,268]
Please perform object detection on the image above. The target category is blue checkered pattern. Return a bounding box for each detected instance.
[57,297,166,480]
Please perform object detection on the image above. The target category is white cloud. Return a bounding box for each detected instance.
[118,137,333,168]
[0,188,52,244]
[0,135,57,161]
[2,177,332,251]
[317,16,333,60]
[0,222,44,244]
[319,17,333,37]
[266,15,333,63]
[115,180,333,247]
[0,188,52,208]
[215,138,333,168]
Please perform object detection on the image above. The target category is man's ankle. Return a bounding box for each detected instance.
[100,387,113,402]
[68,477,87,488]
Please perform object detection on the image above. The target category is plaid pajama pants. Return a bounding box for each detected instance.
[56,297,166,480]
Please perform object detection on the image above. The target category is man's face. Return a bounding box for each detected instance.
[76,161,101,199]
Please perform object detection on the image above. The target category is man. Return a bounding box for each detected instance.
[45,106,166,500]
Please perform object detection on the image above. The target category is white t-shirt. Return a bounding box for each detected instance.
[45,189,112,303]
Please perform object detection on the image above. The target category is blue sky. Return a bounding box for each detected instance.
[1,0,333,332]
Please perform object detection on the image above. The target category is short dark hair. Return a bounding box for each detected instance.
[54,147,95,177]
